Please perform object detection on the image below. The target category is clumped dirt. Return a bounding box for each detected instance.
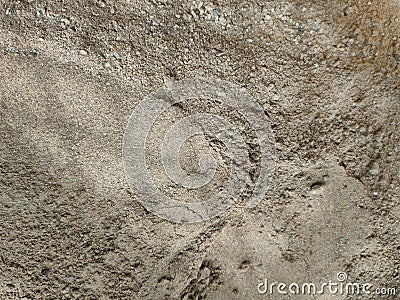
[0,0,399,299]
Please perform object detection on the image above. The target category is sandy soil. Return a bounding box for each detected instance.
[0,0,399,299]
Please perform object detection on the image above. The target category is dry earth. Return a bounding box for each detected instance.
[0,0,399,299]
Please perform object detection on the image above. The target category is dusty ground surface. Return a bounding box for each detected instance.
[0,0,399,299]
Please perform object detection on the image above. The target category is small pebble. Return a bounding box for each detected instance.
[369,169,379,175]
[199,267,211,279]
[79,49,88,55]
[113,53,121,60]
[60,18,70,25]
[41,268,50,277]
